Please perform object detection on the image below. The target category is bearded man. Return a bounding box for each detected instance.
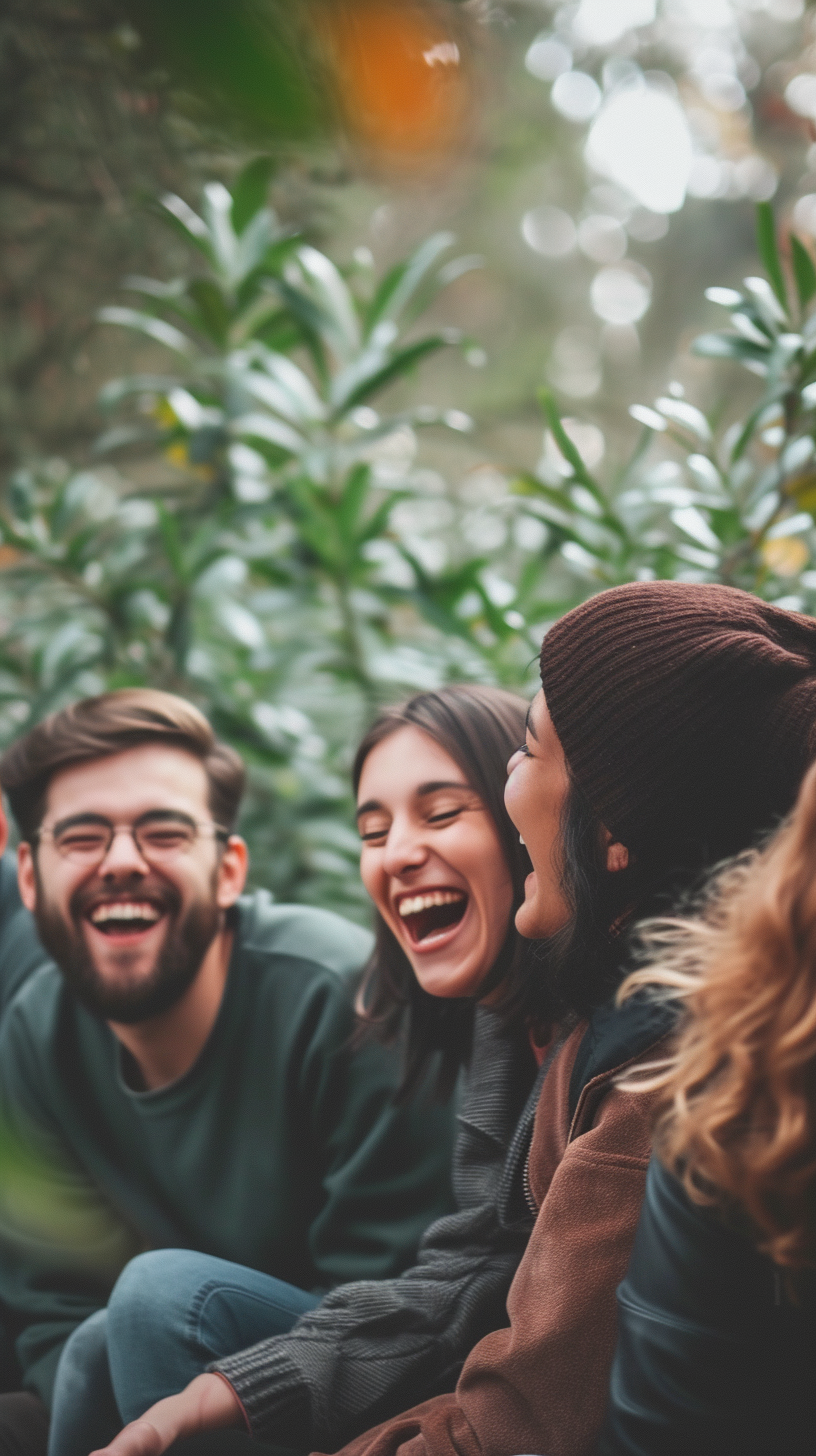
[0,690,455,1456]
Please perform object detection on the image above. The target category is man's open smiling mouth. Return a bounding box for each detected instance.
[87,900,165,936]
[396,888,468,945]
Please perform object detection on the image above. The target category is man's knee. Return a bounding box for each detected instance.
[108,1249,206,1342]
[0,1393,49,1456]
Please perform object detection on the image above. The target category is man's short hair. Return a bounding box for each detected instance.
[0,689,246,840]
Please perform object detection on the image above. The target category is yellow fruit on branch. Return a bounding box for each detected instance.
[760,535,809,577]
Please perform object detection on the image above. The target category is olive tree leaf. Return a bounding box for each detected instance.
[755,202,789,315]
[791,233,816,314]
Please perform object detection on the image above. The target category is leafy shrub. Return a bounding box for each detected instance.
[2,189,815,914]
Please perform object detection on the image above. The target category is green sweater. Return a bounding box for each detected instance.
[0,891,456,1408]
[0,851,53,1017]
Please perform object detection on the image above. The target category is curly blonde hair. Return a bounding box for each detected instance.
[621,758,816,1270]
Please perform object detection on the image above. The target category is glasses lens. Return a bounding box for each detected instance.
[135,819,197,858]
[54,826,110,861]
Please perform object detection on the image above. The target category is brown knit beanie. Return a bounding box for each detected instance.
[540,581,816,861]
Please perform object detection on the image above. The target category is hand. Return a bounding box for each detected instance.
[90,1372,245,1456]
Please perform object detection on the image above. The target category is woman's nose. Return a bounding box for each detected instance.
[382,820,428,876]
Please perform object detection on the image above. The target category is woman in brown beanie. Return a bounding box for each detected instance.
[89,582,816,1456]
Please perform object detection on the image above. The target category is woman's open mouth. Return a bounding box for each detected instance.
[396,889,468,947]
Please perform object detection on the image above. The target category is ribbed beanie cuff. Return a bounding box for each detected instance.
[539,582,816,857]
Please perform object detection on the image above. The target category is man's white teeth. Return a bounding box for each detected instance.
[90,903,161,925]
[398,890,465,918]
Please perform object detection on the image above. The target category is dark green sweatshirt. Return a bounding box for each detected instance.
[0,851,52,1017]
[0,891,456,1408]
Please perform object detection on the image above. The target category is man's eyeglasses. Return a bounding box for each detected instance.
[33,811,230,867]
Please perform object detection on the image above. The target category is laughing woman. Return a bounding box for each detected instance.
[49,685,539,1456]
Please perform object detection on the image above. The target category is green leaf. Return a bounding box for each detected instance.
[755,203,788,314]
[96,307,193,357]
[366,232,455,330]
[334,337,447,412]
[202,182,239,285]
[295,246,361,362]
[231,157,276,235]
[188,279,232,345]
[791,233,816,313]
[156,193,215,262]
[729,394,783,463]
[692,332,768,363]
[358,492,407,546]
[538,389,598,492]
[337,465,371,542]
[97,375,182,409]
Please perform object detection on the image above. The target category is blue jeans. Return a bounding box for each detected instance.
[48,1250,321,1456]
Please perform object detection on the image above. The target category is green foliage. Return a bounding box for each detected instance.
[4,194,816,913]
[0,167,508,914]
[510,208,816,616]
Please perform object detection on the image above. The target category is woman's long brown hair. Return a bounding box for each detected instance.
[621,758,816,1270]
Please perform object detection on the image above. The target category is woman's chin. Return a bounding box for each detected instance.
[409,945,490,1000]
[514,883,545,940]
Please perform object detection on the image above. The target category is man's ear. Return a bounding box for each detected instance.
[17,842,37,912]
[216,836,249,909]
[0,800,8,859]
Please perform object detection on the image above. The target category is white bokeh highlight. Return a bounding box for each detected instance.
[586,85,693,213]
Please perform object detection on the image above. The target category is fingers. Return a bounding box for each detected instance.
[90,1417,166,1456]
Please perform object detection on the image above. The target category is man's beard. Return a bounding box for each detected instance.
[33,869,221,1024]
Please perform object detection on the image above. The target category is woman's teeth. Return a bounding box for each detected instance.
[398,890,465,917]
[396,890,467,944]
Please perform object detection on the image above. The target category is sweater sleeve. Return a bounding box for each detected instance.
[320,1073,663,1456]
[0,857,52,1018]
[0,993,142,1408]
[215,1193,525,1448]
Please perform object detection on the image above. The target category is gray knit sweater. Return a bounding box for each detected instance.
[213,1007,538,1450]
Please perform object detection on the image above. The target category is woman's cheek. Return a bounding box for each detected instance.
[358,851,380,906]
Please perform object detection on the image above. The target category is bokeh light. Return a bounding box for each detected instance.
[590,264,652,325]
[521,205,577,258]
[586,84,693,214]
[319,0,473,163]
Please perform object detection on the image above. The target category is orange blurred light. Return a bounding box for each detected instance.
[318,1,473,163]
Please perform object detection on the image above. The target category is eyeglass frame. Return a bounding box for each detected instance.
[31,809,231,866]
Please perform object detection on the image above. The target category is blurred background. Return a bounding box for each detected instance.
[4,0,816,916]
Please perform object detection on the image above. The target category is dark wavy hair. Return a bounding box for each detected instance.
[505,776,752,1038]
[353,685,531,1099]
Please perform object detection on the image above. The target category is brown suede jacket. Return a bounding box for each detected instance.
[321,1013,672,1456]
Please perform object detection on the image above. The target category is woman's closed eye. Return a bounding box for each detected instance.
[427,806,465,826]
[358,816,390,843]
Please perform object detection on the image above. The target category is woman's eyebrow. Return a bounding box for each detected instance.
[525,704,539,741]
[355,799,383,820]
[416,780,471,796]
